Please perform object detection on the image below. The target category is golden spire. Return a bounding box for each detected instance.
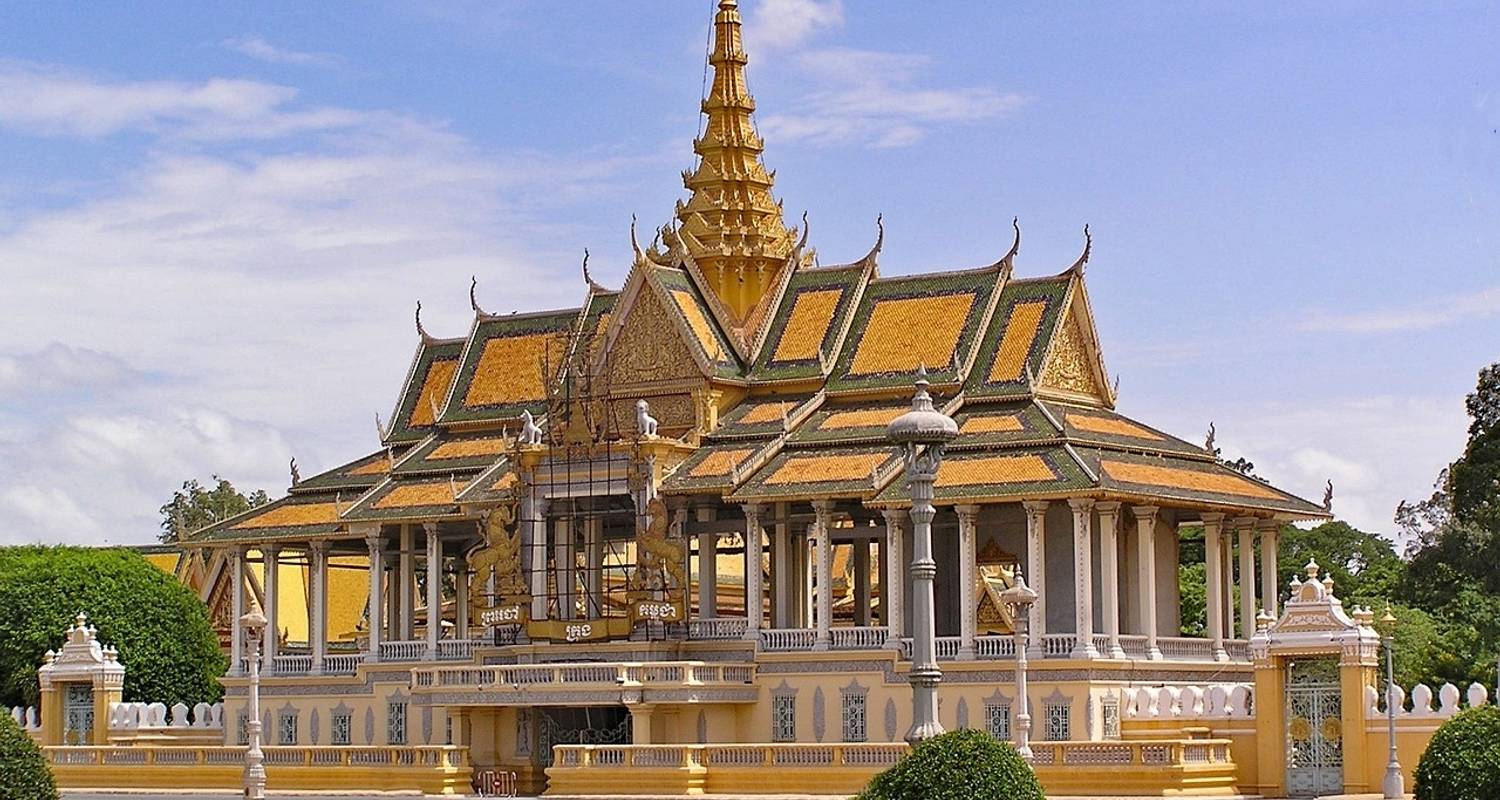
[675,0,797,328]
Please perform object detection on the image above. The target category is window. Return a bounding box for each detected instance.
[1102,696,1120,740]
[1044,701,1070,742]
[388,702,408,745]
[841,694,867,743]
[277,712,298,745]
[331,713,352,746]
[985,702,1011,741]
[237,712,249,746]
[771,695,796,742]
[445,716,453,745]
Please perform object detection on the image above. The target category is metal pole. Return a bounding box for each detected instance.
[1382,630,1403,799]
[242,614,267,800]
[904,440,943,743]
[1014,598,1033,760]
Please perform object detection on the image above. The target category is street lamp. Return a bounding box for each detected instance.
[1000,567,1039,760]
[1379,606,1403,800]
[241,609,268,800]
[887,367,958,744]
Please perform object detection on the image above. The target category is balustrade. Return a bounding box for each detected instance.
[829,626,889,650]
[759,628,818,651]
[44,746,467,769]
[271,655,312,676]
[411,661,755,691]
[378,640,427,662]
[687,618,748,640]
[323,654,362,675]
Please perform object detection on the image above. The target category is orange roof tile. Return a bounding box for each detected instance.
[346,457,394,476]
[1068,414,1161,441]
[689,448,756,478]
[373,482,456,509]
[771,289,842,362]
[959,414,1025,434]
[232,503,341,530]
[669,289,726,362]
[987,300,1047,383]
[409,359,459,427]
[428,437,509,460]
[765,452,889,485]
[1101,460,1282,500]
[739,402,791,425]
[848,293,976,376]
[935,455,1055,488]
[463,334,551,408]
[817,406,906,431]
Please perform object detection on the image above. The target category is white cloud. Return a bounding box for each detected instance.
[1299,285,1500,333]
[746,0,843,50]
[0,344,146,399]
[222,36,339,68]
[757,47,1027,148]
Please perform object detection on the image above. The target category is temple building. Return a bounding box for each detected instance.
[187,1,1329,793]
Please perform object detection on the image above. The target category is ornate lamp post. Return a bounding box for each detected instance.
[887,367,958,743]
[241,610,268,800]
[1379,606,1403,800]
[1000,568,1038,760]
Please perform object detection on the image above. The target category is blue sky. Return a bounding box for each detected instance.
[0,1,1495,544]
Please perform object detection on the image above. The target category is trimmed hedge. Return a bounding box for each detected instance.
[1414,705,1500,800]
[857,728,1045,800]
[0,711,57,800]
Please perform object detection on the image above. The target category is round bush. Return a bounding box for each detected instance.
[857,728,1044,800]
[1414,705,1500,800]
[0,711,57,800]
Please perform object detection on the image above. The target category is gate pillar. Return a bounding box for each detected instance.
[37,612,125,745]
[1249,559,1380,798]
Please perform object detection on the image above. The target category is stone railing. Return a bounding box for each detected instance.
[324,654,362,675]
[8,705,40,734]
[974,635,1016,658]
[378,640,428,661]
[1029,738,1234,766]
[271,654,313,676]
[436,639,482,661]
[687,618,749,641]
[552,742,910,770]
[46,745,467,768]
[1042,634,1076,657]
[108,701,224,731]
[1367,681,1495,720]
[830,627,889,650]
[410,661,755,691]
[759,628,818,651]
[1124,684,1253,719]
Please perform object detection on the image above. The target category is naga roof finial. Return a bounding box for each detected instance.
[415,300,436,343]
[1205,421,1217,454]
[289,458,301,486]
[469,275,491,316]
[852,213,884,269]
[375,411,392,441]
[994,216,1021,277]
[1323,480,1334,512]
[582,249,604,292]
[795,211,810,254]
[630,214,648,267]
[1066,224,1092,275]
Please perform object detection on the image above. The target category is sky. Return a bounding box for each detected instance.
[0,1,1495,546]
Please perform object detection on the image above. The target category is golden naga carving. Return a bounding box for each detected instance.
[629,497,686,593]
[467,500,524,618]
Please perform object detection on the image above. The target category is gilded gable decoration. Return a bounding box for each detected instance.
[1038,309,1103,398]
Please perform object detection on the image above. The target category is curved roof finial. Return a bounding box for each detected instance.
[375,411,391,441]
[415,300,436,342]
[852,213,884,269]
[1066,224,1092,275]
[582,249,604,292]
[795,211,810,254]
[469,275,492,316]
[630,214,647,267]
[1323,480,1334,512]
[992,216,1021,276]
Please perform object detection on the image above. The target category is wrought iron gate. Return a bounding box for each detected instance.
[63,684,94,745]
[535,707,632,767]
[1285,658,1343,797]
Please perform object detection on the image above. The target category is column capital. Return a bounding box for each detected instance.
[422,521,440,536]
[880,507,909,526]
[1022,499,1051,515]
[739,502,765,519]
[954,504,981,523]
[1094,500,1121,516]
[307,539,329,554]
[264,543,282,557]
[1128,504,1159,521]
[1199,511,1226,526]
[1232,515,1258,531]
[811,498,836,521]
[1066,497,1095,513]
[1255,518,1281,534]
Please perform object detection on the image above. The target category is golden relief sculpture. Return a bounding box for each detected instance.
[1039,308,1103,398]
[466,500,525,619]
[629,497,686,594]
[607,287,702,386]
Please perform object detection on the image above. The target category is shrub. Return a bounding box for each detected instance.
[857,728,1045,800]
[0,546,227,709]
[1414,705,1500,800]
[0,711,57,800]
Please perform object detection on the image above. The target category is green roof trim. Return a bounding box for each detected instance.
[947,402,1061,449]
[340,475,478,522]
[392,432,513,476]
[1081,448,1328,516]
[1039,400,1212,460]
[438,309,580,426]
[874,445,1092,504]
[964,277,1070,398]
[728,444,902,502]
[710,393,817,440]
[385,338,465,445]
[750,264,865,381]
[661,440,772,493]
[290,449,400,494]
[186,492,349,544]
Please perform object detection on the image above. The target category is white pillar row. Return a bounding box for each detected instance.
[956,504,980,660]
[527,494,550,622]
[853,538,872,627]
[1201,513,1228,662]
[881,509,907,649]
[230,546,246,675]
[424,522,442,659]
[1022,501,1049,660]
[1096,502,1125,659]
[555,511,575,621]
[309,541,328,673]
[772,505,791,628]
[399,525,416,640]
[697,506,718,618]
[742,504,765,639]
[454,550,469,639]
[385,551,400,641]
[1068,499,1099,659]
[1221,529,1236,639]
[1131,505,1162,661]
[1235,517,1257,640]
[1258,519,1280,618]
[263,545,280,665]
[364,532,384,661]
[812,500,835,649]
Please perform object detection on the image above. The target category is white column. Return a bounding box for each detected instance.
[1022,501,1049,659]
[454,550,469,639]
[555,512,575,621]
[585,514,603,619]
[882,509,907,648]
[1221,529,1236,639]
[812,500,835,649]
[1069,499,1099,659]
[385,552,400,641]
[1201,513,1227,662]
[1131,505,1162,661]
[230,546,246,675]
[1096,502,1125,659]
[425,523,442,659]
[1235,517,1257,640]
[853,539,872,626]
[399,525,415,640]
[742,504,765,639]
[696,506,718,618]
[527,494,550,621]
[365,533,384,661]
[772,506,791,628]
[263,545,280,666]
[956,505,980,660]
[1258,520,1280,617]
[309,541,328,673]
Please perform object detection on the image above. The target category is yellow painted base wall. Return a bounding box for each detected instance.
[51,764,470,794]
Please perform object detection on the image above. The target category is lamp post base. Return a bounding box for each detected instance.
[1382,764,1405,799]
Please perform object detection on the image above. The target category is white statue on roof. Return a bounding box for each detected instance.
[519,410,544,446]
[636,399,659,438]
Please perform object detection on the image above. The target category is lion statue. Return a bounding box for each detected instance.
[467,501,523,618]
[631,496,684,592]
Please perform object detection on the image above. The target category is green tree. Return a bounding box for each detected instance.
[1277,521,1403,608]
[158,476,269,543]
[857,729,1043,800]
[1449,363,1500,526]
[0,547,226,709]
[0,711,56,800]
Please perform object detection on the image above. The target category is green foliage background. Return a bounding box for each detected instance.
[0,705,58,800]
[0,546,226,709]
[856,728,1044,800]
